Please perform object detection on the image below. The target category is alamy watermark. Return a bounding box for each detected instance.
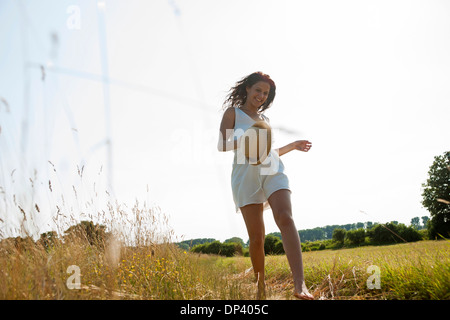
[66,5,81,30]
[66,265,81,289]
[170,127,281,175]
[366,265,381,289]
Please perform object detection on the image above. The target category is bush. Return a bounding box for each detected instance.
[397,224,422,242]
[264,235,284,255]
[367,222,421,244]
[220,242,243,257]
[346,228,366,246]
[63,220,110,249]
[302,240,328,252]
[332,228,346,243]
[368,223,398,244]
[190,240,243,257]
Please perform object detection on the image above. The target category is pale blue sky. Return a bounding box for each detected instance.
[1,0,449,241]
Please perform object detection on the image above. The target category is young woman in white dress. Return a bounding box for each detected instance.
[217,72,314,300]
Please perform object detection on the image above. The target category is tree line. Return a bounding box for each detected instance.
[270,217,429,243]
[0,220,111,252]
[177,217,429,257]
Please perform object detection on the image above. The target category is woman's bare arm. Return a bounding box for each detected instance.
[275,140,312,156]
[217,107,239,152]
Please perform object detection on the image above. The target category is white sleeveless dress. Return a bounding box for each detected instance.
[231,107,291,213]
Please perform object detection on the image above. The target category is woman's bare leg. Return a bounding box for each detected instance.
[240,203,266,299]
[268,189,314,300]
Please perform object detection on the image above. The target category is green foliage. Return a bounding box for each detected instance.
[346,228,366,245]
[410,217,421,230]
[368,222,422,244]
[176,238,216,250]
[397,224,422,242]
[368,223,399,244]
[302,240,330,252]
[264,234,284,255]
[299,227,326,242]
[332,228,346,243]
[422,151,450,239]
[63,220,110,249]
[224,237,246,248]
[185,217,427,256]
[190,240,243,257]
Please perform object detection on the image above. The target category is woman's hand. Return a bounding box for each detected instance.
[276,140,312,156]
[292,140,312,152]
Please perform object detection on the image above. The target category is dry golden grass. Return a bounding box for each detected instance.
[1,223,449,300]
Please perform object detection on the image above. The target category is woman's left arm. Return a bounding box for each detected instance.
[275,140,312,156]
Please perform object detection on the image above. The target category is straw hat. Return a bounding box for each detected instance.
[240,121,272,166]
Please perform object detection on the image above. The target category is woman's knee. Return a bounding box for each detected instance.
[274,211,295,230]
[249,234,265,248]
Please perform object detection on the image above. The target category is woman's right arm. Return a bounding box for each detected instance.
[217,107,238,152]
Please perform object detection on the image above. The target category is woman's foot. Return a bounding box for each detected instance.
[293,282,314,300]
[294,291,314,300]
[256,278,266,300]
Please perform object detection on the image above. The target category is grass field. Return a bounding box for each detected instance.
[0,183,448,300]
[1,235,448,300]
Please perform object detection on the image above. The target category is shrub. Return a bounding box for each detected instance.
[264,235,284,255]
[346,228,366,246]
[190,240,243,257]
[397,224,422,242]
[368,223,399,244]
[332,228,346,243]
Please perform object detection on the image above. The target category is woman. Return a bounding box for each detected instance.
[217,71,314,300]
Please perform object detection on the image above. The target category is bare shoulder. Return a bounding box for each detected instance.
[222,107,236,120]
[221,107,235,123]
[219,107,235,132]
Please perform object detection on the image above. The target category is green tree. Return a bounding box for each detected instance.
[64,220,109,249]
[346,228,366,245]
[264,235,284,255]
[332,228,346,244]
[397,223,422,242]
[224,237,245,248]
[190,240,243,257]
[178,238,215,249]
[205,241,222,255]
[368,223,399,244]
[421,151,450,239]
[220,242,243,257]
[355,222,365,229]
[410,217,421,230]
[421,216,429,229]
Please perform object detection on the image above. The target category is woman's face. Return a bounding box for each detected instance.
[246,81,271,109]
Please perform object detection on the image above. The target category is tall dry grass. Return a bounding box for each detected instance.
[0,199,259,299]
[0,164,259,299]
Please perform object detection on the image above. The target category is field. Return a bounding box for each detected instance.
[1,235,448,300]
[0,188,448,300]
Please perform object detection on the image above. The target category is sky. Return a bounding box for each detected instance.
[0,0,449,242]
